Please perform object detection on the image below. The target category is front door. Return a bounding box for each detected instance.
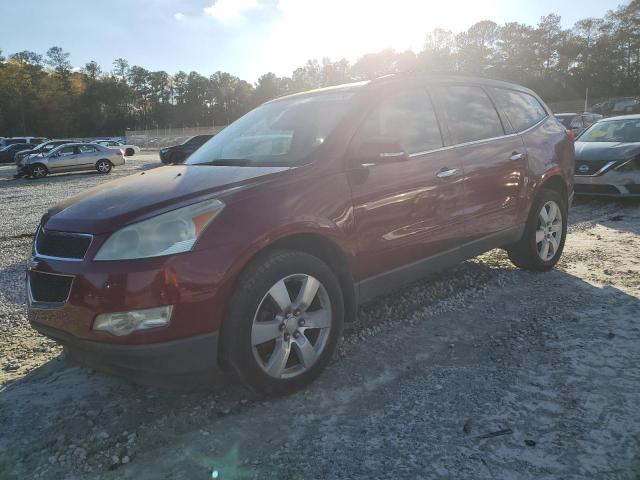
[347,88,466,292]
[48,145,80,172]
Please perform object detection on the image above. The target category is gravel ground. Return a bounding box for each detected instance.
[0,158,639,479]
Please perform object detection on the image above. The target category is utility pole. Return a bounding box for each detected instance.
[584,88,589,112]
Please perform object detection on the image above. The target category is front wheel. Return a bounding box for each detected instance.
[221,250,344,396]
[30,164,48,179]
[507,188,567,271]
[96,159,112,174]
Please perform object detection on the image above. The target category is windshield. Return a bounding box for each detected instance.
[579,119,640,143]
[186,92,354,167]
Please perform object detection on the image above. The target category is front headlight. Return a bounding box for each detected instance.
[94,198,224,261]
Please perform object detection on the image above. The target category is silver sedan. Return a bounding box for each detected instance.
[17,143,125,179]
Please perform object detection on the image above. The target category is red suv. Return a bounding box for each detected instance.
[28,75,574,394]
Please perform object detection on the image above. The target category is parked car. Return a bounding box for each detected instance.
[0,143,36,163]
[93,139,141,156]
[14,139,76,165]
[592,97,640,117]
[0,136,48,148]
[27,75,573,395]
[16,142,125,178]
[555,113,603,137]
[574,114,640,197]
[159,134,213,164]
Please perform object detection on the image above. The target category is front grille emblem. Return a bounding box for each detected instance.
[578,164,590,174]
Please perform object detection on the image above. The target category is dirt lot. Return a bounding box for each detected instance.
[0,155,639,479]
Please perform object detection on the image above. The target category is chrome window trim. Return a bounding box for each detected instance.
[27,270,75,310]
[34,226,93,262]
[575,161,618,177]
[407,115,548,159]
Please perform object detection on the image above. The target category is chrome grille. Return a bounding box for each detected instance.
[35,228,92,260]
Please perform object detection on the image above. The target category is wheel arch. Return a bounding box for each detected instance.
[539,174,567,198]
[227,231,357,325]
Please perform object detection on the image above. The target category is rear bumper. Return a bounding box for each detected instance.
[32,322,220,375]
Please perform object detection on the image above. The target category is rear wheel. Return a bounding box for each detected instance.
[221,250,344,396]
[507,188,567,271]
[125,148,134,156]
[96,159,112,174]
[30,164,48,179]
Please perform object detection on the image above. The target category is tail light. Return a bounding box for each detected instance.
[116,149,123,156]
[566,129,575,142]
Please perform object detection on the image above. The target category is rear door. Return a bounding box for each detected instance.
[432,84,527,243]
[347,87,466,284]
[75,145,100,170]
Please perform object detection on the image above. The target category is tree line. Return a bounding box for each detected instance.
[0,0,638,138]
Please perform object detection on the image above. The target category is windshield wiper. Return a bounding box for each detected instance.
[192,158,254,166]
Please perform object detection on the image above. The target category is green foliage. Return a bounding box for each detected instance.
[0,1,638,137]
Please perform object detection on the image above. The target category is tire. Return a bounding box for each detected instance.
[30,163,48,179]
[507,188,567,271]
[221,250,344,396]
[170,152,185,164]
[125,148,134,157]
[96,159,112,174]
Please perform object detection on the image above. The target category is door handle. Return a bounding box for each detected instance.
[510,152,526,161]
[436,167,458,178]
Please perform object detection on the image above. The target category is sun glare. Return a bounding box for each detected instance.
[258,0,498,75]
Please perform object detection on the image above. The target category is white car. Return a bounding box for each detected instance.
[92,140,141,156]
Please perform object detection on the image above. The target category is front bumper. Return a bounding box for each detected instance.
[26,236,234,381]
[575,169,640,197]
[32,322,220,376]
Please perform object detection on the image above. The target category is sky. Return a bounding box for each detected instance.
[0,0,621,82]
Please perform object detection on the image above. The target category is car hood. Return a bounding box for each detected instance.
[43,164,290,234]
[574,141,640,161]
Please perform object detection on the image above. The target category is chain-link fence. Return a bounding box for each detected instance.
[125,126,226,149]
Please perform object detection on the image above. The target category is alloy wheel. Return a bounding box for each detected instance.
[251,274,332,379]
[97,161,111,173]
[536,200,563,261]
[32,166,46,178]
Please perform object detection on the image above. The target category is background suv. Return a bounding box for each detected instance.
[159,134,213,164]
[28,75,573,395]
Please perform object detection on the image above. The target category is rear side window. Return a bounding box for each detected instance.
[359,89,443,154]
[490,88,547,132]
[433,85,504,144]
[79,145,97,153]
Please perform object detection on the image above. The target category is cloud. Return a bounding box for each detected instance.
[204,0,260,21]
[173,12,185,21]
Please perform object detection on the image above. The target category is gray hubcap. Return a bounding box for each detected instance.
[98,161,110,172]
[251,274,331,379]
[536,200,563,261]
[33,166,45,177]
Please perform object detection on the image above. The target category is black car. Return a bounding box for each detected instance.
[14,139,75,165]
[0,143,34,163]
[159,134,213,164]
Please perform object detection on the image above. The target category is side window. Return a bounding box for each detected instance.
[490,88,547,133]
[58,146,76,156]
[434,85,504,144]
[79,145,97,153]
[570,117,582,129]
[359,89,443,154]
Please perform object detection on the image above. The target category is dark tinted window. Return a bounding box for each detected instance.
[434,86,504,144]
[491,88,547,132]
[359,89,443,154]
[189,135,212,146]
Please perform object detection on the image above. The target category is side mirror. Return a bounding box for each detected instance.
[356,137,408,165]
